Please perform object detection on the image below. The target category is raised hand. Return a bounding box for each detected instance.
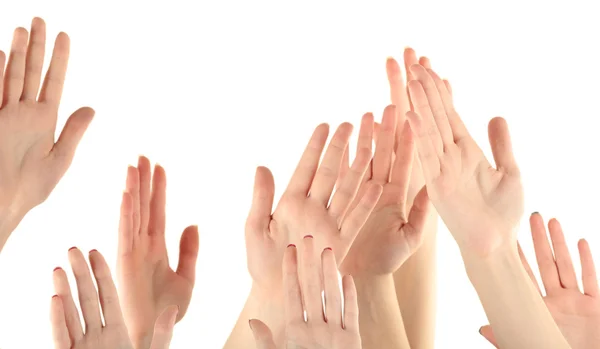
[50,248,133,349]
[340,105,430,275]
[405,64,523,256]
[249,237,362,349]
[246,122,382,294]
[480,213,600,349]
[117,157,199,349]
[0,18,94,251]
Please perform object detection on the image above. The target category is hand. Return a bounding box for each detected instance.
[0,18,94,237]
[245,122,382,294]
[249,237,362,349]
[117,156,200,349]
[405,65,524,256]
[340,105,430,276]
[50,248,133,349]
[480,213,600,349]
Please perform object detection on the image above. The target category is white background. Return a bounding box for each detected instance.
[0,1,599,348]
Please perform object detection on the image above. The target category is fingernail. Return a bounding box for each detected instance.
[324,247,332,251]
[53,267,62,272]
[478,326,483,335]
[531,212,539,216]
[287,244,295,248]
[52,295,58,299]
[304,235,313,239]
[68,246,77,251]
[89,249,97,254]
[248,319,254,330]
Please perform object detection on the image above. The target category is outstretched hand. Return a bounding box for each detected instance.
[405,64,524,256]
[480,213,600,349]
[117,156,199,349]
[0,18,94,249]
[250,237,362,349]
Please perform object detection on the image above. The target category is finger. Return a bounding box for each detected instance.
[150,305,179,349]
[419,56,432,69]
[488,117,519,175]
[2,27,28,105]
[409,65,454,147]
[50,107,95,172]
[299,236,324,323]
[68,247,103,331]
[578,239,599,297]
[405,110,441,183]
[517,243,542,294]
[125,165,141,236]
[357,113,375,183]
[246,166,274,236]
[138,156,152,234]
[547,219,578,289]
[283,244,303,324]
[403,47,419,110]
[50,296,71,349]
[38,32,70,106]
[426,69,469,141]
[176,225,200,285]
[337,145,350,189]
[249,319,277,349]
[390,121,414,205]
[373,122,381,144]
[479,325,499,348]
[372,105,397,182]
[443,79,452,97]
[118,191,135,256]
[386,56,410,124]
[328,147,371,219]
[530,213,561,293]
[285,123,330,195]
[0,50,6,105]
[342,275,359,331]
[22,17,46,100]
[52,265,84,342]
[340,184,383,243]
[322,248,342,326]
[406,79,444,157]
[310,122,353,205]
[400,186,430,251]
[148,164,167,237]
[88,250,125,326]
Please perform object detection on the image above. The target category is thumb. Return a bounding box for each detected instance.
[479,325,498,348]
[401,185,430,251]
[249,319,277,349]
[487,117,519,174]
[51,106,95,170]
[149,305,179,349]
[176,225,200,285]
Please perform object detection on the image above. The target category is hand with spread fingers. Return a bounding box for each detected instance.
[250,237,362,349]
[406,64,523,256]
[480,213,600,349]
[0,17,94,252]
[225,122,382,348]
[116,156,200,349]
[406,65,569,347]
[50,248,133,349]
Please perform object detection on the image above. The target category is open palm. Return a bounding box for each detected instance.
[116,156,199,349]
[340,106,430,275]
[406,64,524,255]
[480,213,600,348]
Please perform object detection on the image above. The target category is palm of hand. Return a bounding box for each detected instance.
[285,328,361,349]
[544,289,600,348]
[71,328,133,349]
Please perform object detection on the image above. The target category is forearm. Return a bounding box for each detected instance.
[223,286,285,349]
[354,274,411,349]
[463,243,570,348]
[393,212,437,349]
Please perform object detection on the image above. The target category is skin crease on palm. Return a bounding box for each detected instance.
[480,213,600,349]
[249,237,362,349]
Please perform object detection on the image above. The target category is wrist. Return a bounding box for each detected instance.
[0,204,25,252]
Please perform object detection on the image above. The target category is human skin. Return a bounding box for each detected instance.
[480,213,600,349]
[224,122,382,348]
[406,64,570,348]
[249,238,362,349]
[0,18,94,253]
